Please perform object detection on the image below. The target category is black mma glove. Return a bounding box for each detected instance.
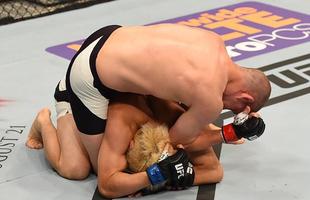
[221,112,265,143]
[146,148,195,189]
[165,149,195,189]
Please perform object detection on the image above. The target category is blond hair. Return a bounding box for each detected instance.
[126,122,170,173]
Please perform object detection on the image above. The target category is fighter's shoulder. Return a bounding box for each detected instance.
[162,24,222,40]
[199,30,225,48]
[191,80,223,108]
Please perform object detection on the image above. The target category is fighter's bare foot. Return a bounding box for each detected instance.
[26,108,51,149]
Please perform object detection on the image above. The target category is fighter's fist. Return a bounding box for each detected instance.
[221,112,265,143]
[165,149,195,189]
[146,148,195,188]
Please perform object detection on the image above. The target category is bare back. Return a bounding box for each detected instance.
[96,24,231,145]
[97,24,228,106]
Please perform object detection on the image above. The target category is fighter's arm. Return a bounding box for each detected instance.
[188,146,223,185]
[146,95,185,128]
[168,96,223,147]
[149,96,262,150]
[183,124,223,152]
[97,103,151,198]
[147,96,224,150]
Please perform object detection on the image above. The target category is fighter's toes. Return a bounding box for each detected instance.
[26,139,43,149]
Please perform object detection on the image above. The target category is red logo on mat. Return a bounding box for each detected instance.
[0,99,10,106]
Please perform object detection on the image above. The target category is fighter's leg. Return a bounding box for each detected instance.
[65,30,112,173]
[78,133,103,174]
[55,113,91,179]
[26,108,91,179]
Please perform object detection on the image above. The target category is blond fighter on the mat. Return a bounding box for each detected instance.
[26,92,264,198]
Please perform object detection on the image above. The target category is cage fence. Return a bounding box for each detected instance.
[0,0,114,25]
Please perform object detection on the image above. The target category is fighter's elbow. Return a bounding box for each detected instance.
[215,165,224,183]
[168,127,179,146]
[169,127,196,148]
[170,136,195,148]
[197,163,224,184]
[211,164,224,183]
[98,180,121,198]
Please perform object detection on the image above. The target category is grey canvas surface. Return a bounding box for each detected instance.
[0,0,309,199]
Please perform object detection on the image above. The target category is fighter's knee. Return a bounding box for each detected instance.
[58,167,90,180]
[57,160,91,180]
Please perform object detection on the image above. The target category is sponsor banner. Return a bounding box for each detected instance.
[46,39,84,60]
[46,1,310,61]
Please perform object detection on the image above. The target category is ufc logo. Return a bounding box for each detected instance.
[187,162,194,175]
[175,163,185,179]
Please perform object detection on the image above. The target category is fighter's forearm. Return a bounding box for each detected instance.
[193,164,223,185]
[184,125,223,152]
[146,96,185,128]
[98,171,150,198]
[169,109,203,147]
[169,102,221,148]
[189,147,223,185]
[147,96,201,146]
